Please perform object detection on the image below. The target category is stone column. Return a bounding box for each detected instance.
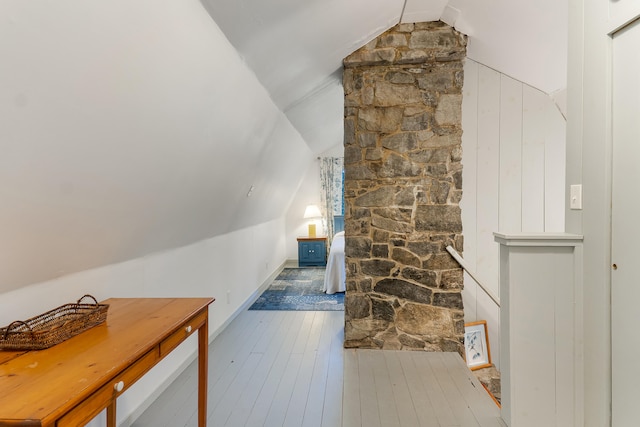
[343,22,467,352]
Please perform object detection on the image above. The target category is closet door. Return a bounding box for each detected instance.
[611,17,640,426]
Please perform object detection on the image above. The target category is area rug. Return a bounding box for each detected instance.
[249,267,344,311]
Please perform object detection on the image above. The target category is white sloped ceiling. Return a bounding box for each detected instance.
[200,0,567,154]
[444,0,568,95]
[0,0,311,293]
[199,0,405,153]
[0,0,567,293]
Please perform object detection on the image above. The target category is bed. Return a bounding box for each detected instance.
[323,230,346,294]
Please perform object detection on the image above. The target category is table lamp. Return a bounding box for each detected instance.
[303,204,321,237]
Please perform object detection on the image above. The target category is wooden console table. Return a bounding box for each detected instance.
[0,297,214,427]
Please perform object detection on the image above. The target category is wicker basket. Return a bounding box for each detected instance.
[0,295,109,351]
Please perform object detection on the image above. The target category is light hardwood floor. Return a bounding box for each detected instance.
[132,310,504,427]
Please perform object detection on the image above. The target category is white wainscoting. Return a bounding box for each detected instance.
[460,59,566,370]
[494,233,583,427]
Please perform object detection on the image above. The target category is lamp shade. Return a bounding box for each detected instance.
[303,204,322,219]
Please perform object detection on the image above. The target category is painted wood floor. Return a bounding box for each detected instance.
[132,310,504,427]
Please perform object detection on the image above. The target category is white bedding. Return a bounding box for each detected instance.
[323,231,346,294]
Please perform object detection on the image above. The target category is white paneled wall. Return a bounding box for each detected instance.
[460,60,566,370]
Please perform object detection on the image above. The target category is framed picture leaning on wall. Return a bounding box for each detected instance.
[464,320,492,370]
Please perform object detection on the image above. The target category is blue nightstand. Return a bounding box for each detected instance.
[297,236,327,267]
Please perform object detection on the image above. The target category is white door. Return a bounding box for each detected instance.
[612,18,640,426]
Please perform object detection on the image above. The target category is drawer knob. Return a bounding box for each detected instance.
[185,325,192,333]
[114,381,124,392]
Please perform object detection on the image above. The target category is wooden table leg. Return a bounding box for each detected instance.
[198,314,209,427]
[106,399,116,427]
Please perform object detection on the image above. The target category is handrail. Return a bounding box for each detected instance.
[446,245,500,307]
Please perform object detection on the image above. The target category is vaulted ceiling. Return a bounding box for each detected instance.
[200,0,568,154]
[0,0,567,293]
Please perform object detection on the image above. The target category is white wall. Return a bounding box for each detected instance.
[0,1,313,423]
[461,59,566,370]
[0,218,286,426]
[0,0,312,294]
[565,0,640,424]
[285,160,322,260]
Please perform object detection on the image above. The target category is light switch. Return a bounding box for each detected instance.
[570,184,582,210]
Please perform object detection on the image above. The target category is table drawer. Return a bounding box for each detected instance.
[57,349,157,427]
[160,309,207,358]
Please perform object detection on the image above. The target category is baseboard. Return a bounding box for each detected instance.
[121,260,286,427]
[284,258,298,268]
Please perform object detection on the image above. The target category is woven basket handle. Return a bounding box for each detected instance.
[76,294,99,305]
[3,320,33,340]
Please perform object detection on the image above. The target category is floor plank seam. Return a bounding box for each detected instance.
[133,311,502,427]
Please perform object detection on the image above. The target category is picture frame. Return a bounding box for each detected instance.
[464,320,492,370]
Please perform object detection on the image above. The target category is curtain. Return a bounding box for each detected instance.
[319,157,344,248]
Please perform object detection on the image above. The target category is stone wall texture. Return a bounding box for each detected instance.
[343,21,467,353]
